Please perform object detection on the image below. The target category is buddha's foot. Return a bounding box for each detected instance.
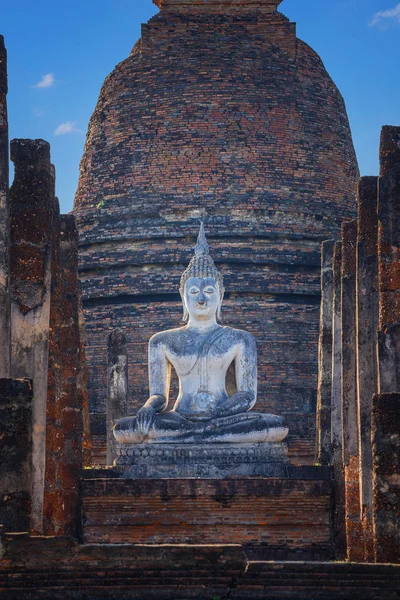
[200,412,288,444]
[114,411,288,444]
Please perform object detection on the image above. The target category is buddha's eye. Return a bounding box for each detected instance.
[189,287,199,294]
[204,287,216,294]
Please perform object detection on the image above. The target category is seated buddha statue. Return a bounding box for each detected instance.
[114,224,289,445]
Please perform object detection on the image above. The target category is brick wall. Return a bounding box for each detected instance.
[2,536,400,599]
[81,473,332,557]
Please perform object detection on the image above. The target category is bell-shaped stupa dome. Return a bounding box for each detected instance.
[74,0,359,463]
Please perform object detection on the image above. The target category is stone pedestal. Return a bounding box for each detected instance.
[81,465,332,556]
[116,442,289,478]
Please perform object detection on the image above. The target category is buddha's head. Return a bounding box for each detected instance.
[180,223,224,322]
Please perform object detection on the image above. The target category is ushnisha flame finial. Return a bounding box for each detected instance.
[194,221,210,257]
[180,222,224,301]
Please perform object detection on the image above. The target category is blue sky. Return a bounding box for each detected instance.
[1,0,399,214]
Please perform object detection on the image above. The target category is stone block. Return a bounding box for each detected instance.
[372,393,400,564]
[0,378,33,532]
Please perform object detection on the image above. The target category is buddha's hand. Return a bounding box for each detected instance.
[136,406,156,436]
[187,392,216,421]
[213,391,255,418]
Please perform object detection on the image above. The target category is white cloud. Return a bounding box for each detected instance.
[370,3,400,27]
[32,73,55,89]
[54,121,83,136]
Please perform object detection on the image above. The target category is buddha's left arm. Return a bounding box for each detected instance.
[214,334,257,418]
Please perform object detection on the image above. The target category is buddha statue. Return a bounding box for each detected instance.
[114,224,288,445]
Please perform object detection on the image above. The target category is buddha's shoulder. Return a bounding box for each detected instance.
[222,326,256,346]
[149,327,187,346]
[150,326,255,346]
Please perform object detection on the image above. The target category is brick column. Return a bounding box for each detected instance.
[107,329,128,466]
[43,216,86,537]
[356,176,379,561]
[9,139,55,534]
[0,36,10,378]
[371,393,400,563]
[373,126,400,564]
[341,220,363,561]
[43,198,62,535]
[0,379,33,532]
[316,240,334,465]
[378,126,400,393]
[78,295,92,469]
[331,242,346,558]
[58,215,87,536]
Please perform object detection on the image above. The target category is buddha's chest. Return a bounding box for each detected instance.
[166,343,237,383]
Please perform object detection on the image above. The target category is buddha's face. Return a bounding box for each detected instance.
[184,277,221,321]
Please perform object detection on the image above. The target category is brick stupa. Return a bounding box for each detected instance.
[74,0,359,463]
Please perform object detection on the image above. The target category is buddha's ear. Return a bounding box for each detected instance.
[217,303,222,321]
[180,291,189,322]
[217,287,225,320]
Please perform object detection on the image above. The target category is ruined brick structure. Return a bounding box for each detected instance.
[0,36,10,380]
[1,19,400,599]
[0,35,89,538]
[73,0,359,464]
[316,126,400,564]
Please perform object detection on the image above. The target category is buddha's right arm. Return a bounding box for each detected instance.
[146,336,171,413]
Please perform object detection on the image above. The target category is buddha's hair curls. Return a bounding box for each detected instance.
[180,223,224,320]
